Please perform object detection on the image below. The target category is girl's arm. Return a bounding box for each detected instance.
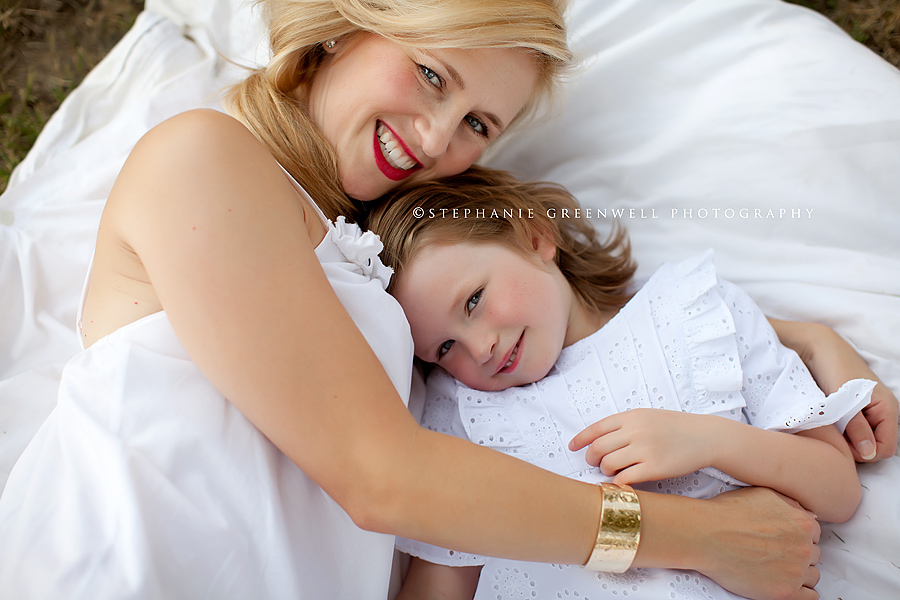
[396,558,481,600]
[711,420,860,522]
[572,410,860,523]
[770,318,899,462]
[105,110,820,599]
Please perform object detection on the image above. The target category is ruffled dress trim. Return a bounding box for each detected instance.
[669,250,745,414]
[327,216,393,290]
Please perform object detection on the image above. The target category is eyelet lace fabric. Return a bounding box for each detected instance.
[396,250,874,599]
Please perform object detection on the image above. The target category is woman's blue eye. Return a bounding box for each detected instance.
[465,115,489,137]
[466,290,482,313]
[419,65,443,88]
[438,340,454,359]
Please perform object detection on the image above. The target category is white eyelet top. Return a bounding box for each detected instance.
[398,250,873,600]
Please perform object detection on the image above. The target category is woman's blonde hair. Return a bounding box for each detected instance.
[366,166,636,316]
[225,0,572,222]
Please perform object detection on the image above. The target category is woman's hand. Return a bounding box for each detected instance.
[569,409,719,484]
[770,319,899,462]
[635,487,821,599]
[698,488,822,600]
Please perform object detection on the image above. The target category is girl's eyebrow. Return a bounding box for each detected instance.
[451,286,470,315]
[420,50,506,132]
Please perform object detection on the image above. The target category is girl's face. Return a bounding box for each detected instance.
[306,34,539,201]
[394,240,585,392]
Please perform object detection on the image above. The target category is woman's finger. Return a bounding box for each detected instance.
[810,518,821,544]
[809,541,821,565]
[804,565,821,589]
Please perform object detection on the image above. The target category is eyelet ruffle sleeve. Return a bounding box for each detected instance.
[327,216,393,290]
[644,250,873,435]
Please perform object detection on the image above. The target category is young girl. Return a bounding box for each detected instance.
[366,166,874,600]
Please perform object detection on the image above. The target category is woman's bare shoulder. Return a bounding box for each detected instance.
[109,108,316,238]
[98,107,327,317]
[129,109,273,178]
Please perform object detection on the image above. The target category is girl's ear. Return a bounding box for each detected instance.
[532,230,557,265]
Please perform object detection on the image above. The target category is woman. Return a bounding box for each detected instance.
[0,1,893,598]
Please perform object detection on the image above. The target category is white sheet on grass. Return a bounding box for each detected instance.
[0,0,898,597]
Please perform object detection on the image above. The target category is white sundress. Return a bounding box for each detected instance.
[398,250,874,600]
[0,172,414,599]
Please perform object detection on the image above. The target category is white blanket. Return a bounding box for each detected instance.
[1,0,898,597]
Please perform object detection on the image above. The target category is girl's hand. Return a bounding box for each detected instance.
[770,319,899,462]
[569,409,721,485]
[843,382,898,461]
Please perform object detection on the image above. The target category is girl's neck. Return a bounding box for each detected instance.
[563,299,620,348]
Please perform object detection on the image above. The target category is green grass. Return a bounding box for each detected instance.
[0,73,52,191]
[0,0,898,194]
[0,0,143,192]
[787,0,900,61]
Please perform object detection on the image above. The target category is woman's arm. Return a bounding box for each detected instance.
[770,319,899,462]
[105,110,820,599]
[110,110,600,563]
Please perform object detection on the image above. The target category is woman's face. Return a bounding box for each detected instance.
[306,34,539,201]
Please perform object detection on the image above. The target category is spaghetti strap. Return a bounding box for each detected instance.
[276,163,330,226]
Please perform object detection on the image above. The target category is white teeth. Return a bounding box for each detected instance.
[376,123,416,171]
[504,342,519,368]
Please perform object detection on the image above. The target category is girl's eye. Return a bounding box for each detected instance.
[438,340,454,360]
[419,64,444,88]
[464,115,489,138]
[466,289,482,314]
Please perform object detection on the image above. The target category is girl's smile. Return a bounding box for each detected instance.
[497,333,523,374]
[394,240,589,391]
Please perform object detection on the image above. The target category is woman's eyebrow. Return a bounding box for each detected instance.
[421,50,506,132]
[422,49,465,89]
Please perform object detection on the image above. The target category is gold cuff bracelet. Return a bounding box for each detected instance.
[584,483,641,573]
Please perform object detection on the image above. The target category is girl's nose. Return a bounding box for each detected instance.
[414,111,456,159]
[467,332,496,367]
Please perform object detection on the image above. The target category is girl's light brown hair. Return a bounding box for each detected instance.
[225,0,572,222]
[367,166,636,315]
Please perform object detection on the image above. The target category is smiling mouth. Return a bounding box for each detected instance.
[498,334,523,374]
[374,122,421,181]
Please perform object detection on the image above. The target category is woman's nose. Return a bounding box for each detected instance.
[414,111,456,159]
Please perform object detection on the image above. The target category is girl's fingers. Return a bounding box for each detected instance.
[611,462,651,486]
[596,447,637,477]
[583,431,629,467]
[843,412,877,461]
[569,414,623,451]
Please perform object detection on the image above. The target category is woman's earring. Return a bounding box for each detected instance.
[324,40,337,51]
